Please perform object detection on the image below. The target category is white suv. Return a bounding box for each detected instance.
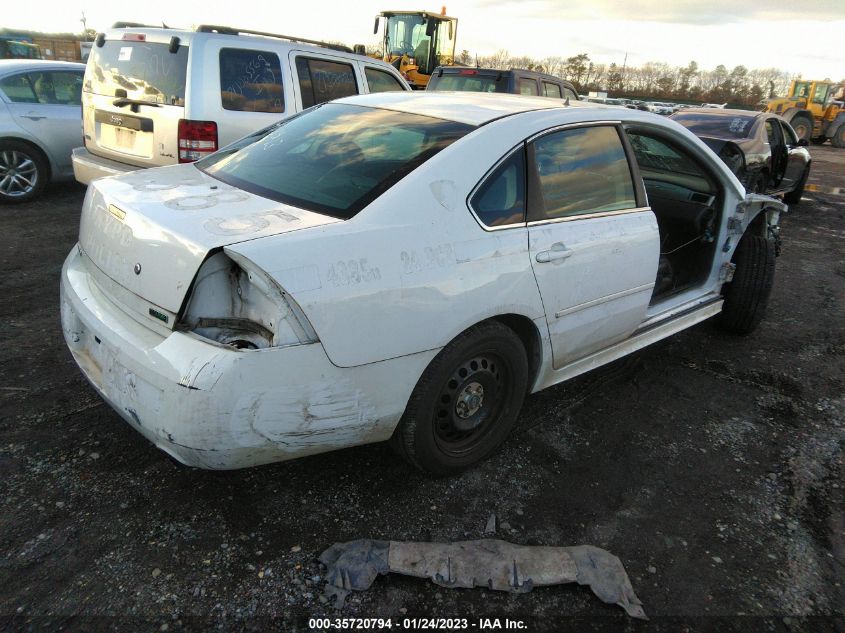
[72,24,410,184]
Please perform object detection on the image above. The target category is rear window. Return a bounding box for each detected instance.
[427,72,507,93]
[84,39,188,105]
[198,103,473,219]
[672,113,756,139]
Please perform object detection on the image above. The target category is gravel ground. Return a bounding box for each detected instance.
[1,146,843,633]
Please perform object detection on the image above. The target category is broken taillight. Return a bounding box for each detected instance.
[178,119,218,163]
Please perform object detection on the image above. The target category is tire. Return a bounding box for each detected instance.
[789,115,814,142]
[717,233,776,335]
[832,124,845,149]
[391,320,529,475]
[743,170,766,194]
[0,141,48,204]
[783,164,810,204]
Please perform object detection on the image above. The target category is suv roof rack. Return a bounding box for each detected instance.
[195,25,353,53]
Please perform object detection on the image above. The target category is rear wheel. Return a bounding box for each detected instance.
[717,233,776,335]
[832,124,845,149]
[789,115,814,142]
[0,141,47,204]
[391,321,528,475]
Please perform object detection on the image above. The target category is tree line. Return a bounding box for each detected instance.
[456,50,811,106]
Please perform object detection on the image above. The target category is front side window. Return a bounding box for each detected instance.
[811,83,830,105]
[296,57,358,108]
[563,87,578,100]
[542,82,562,98]
[529,126,636,221]
[365,67,405,93]
[470,149,526,228]
[780,120,798,145]
[519,78,538,96]
[198,103,472,219]
[219,48,284,113]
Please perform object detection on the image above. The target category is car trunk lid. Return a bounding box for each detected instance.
[78,164,340,327]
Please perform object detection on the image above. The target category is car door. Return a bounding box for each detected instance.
[778,119,807,190]
[526,123,659,368]
[0,69,83,174]
[763,117,788,188]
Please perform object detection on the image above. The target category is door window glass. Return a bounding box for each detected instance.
[563,87,578,100]
[296,57,358,108]
[0,73,38,103]
[470,149,526,227]
[542,82,562,98]
[219,48,284,113]
[518,78,538,96]
[364,67,405,93]
[530,126,636,220]
[50,71,84,104]
[780,120,798,145]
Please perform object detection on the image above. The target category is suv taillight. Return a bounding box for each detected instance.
[178,120,218,163]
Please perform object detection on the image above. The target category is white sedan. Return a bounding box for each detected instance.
[61,92,784,474]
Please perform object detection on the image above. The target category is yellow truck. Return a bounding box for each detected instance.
[763,80,845,148]
[372,9,458,89]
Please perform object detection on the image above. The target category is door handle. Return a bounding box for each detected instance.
[535,242,572,263]
[22,113,46,121]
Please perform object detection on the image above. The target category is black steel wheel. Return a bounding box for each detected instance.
[391,321,528,475]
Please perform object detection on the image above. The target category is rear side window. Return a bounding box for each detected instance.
[542,82,562,98]
[85,40,188,105]
[563,87,578,100]
[296,57,358,108]
[365,67,405,93]
[470,149,526,228]
[219,48,284,113]
[529,126,636,220]
[518,78,538,96]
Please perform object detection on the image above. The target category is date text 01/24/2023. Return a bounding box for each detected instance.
[308,618,528,630]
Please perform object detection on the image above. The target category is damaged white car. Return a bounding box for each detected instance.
[61,92,785,474]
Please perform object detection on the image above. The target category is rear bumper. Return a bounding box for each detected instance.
[72,147,139,185]
[60,246,417,469]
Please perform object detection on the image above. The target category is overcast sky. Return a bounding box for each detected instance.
[5,0,844,79]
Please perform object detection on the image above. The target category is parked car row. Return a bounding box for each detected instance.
[1,25,412,203]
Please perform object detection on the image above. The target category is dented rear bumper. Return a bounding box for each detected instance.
[60,246,420,469]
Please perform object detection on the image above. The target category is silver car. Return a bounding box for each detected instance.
[0,59,85,203]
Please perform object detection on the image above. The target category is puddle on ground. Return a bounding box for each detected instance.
[805,184,845,196]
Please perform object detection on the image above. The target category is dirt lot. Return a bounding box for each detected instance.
[1,147,843,633]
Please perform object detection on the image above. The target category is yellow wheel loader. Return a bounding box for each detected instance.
[372,9,458,89]
[763,80,845,147]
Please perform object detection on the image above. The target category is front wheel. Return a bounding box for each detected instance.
[717,233,776,335]
[783,165,810,204]
[391,321,528,475]
[0,141,48,204]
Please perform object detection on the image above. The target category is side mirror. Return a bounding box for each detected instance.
[796,138,809,147]
[373,17,380,35]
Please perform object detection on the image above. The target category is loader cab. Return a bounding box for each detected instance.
[374,11,457,88]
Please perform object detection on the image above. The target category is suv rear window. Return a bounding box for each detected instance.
[428,72,507,93]
[198,103,472,219]
[219,48,284,112]
[84,40,188,105]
